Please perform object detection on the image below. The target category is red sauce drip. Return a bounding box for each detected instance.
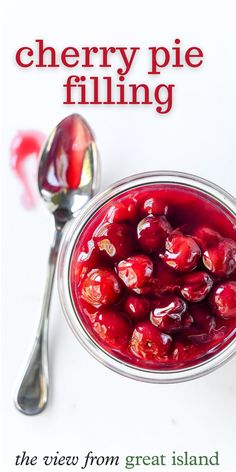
[10,130,45,209]
[39,114,94,193]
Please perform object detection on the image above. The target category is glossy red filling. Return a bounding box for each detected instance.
[70,184,236,370]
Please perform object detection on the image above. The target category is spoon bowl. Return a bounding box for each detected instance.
[38,113,100,222]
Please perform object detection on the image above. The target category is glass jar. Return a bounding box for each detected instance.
[57,171,236,383]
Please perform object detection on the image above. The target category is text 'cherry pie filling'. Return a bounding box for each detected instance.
[70,185,236,370]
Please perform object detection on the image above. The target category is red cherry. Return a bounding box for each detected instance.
[107,198,138,223]
[140,197,168,217]
[193,307,227,347]
[72,240,102,285]
[160,231,201,272]
[81,268,122,307]
[117,255,153,289]
[191,305,216,329]
[130,321,172,360]
[124,295,150,321]
[137,215,172,253]
[182,312,194,329]
[93,310,131,348]
[180,271,214,302]
[210,281,236,318]
[150,295,189,333]
[203,238,236,277]
[132,285,151,296]
[149,260,181,296]
[172,341,204,364]
[183,305,216,344]
[183,325,215,344]
[94,222,134,262]
[193,226,222,251]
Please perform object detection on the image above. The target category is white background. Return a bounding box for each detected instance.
[2,1,236,471]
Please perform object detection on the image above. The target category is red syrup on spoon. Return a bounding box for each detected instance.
[38,114,94,193]
[10,130,45,209]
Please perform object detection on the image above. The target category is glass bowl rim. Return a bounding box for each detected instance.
[57,170,236,383]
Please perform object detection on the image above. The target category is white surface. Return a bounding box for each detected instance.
[2,1,236,471]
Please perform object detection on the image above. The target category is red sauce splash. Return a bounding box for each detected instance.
[10,130,46,209]
[39,114,94,193]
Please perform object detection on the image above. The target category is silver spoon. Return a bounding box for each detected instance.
[14,114,100,415]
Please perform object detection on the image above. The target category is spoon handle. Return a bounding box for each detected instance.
[15,227,63,415]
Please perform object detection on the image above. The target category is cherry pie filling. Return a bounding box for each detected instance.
[70,184,236,370]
